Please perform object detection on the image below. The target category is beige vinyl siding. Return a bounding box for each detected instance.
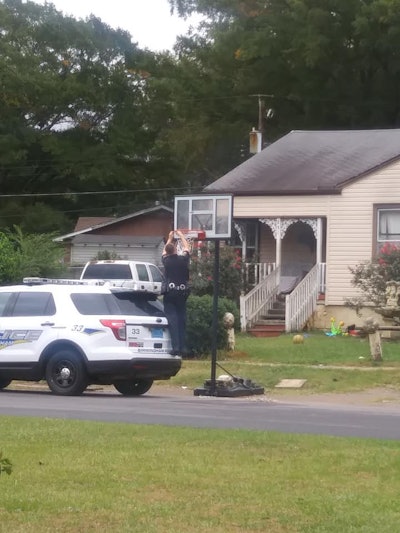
[234,160,400,306]
[327,161,400,305]
[234,196,330,217]
[71,242,164,266]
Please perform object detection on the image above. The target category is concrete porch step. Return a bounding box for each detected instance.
[249,321,285,338]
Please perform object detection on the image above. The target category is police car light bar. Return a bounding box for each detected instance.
[23,277,106,286]
[22,277,161,294]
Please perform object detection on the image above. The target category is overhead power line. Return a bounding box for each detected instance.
[0,185,203,199]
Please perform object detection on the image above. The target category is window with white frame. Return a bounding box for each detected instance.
[377,208,400,242]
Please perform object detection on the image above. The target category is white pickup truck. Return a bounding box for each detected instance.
[80,260,165,294]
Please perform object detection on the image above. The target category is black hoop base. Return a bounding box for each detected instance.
[193,377,264,397]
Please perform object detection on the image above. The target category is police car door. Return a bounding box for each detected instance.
[0,290,56,363]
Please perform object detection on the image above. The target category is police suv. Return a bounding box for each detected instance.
[0,278,180,396]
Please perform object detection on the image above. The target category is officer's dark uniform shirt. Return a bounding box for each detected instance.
[162,252,189,287]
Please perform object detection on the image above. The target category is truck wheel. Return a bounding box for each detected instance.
[113,379,153,396]
[45,350,88,395]
[0,377,11,390]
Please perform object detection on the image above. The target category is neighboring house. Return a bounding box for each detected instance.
[204,129,400,332]
[55,204,173,271]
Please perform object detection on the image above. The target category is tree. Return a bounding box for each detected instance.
[0,232,19,283]
[5,0,400,237]
[346,243,400,313]
[167,0,400,154]
[0,226,64,283]
[190,245,245,303]
[0,0,181,230]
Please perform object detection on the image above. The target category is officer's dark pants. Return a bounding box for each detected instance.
[163,290,188,354]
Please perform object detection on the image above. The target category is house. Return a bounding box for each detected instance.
[204,129,400,333]
[55,204,173,273]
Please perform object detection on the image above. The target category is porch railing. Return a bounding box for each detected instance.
[242,262,276,286]
[239,266,281,331]
[285,263,320,332]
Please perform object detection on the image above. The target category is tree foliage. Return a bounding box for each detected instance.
[4,0,400,236]
[167,0,400,154]
[346,243,400,312]
[0,0,182,230]
[0,226,64,283]
[190,245,245,303]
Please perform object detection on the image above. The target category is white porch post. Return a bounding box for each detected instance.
[276,218,282,267]
[316,217,322,264]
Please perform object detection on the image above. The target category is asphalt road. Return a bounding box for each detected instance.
[1,388,400,440]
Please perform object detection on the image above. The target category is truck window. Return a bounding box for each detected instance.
[149,264,164,282]
[82,264,132,280]
[135,264,150,282]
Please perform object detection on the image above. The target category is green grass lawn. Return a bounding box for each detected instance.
[232,331,400,365]
[166,332,400,395]
[2,332,400,532]
[1,417,400,533]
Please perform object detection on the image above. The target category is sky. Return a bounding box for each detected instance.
[34,0,201,51]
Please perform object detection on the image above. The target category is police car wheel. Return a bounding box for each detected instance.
[45,350,88,396]
[113,378,153,396]
[0,377,11,390]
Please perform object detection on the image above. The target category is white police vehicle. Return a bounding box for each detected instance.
[0,278,179,396]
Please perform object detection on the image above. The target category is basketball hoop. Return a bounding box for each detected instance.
[175,229,206,255]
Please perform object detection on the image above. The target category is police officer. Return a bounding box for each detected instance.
[162,230,190,356]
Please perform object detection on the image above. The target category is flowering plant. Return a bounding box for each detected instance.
[346,243,400,313]
[189,245,245,303]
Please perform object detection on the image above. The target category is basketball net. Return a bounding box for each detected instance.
[175,229,206,256]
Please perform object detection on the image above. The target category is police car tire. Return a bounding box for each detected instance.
[113,378,153,396]
[45,350,88,396]
[0,377,11,390]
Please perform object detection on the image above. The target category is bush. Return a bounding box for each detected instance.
[346,243,400,312]
[190,245,244,303]
[186,294,239,356]
[0,233,19,283]
[0,226,64,284]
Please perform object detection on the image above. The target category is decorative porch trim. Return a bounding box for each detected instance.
[234,221,246,242]
[259,217,318,238]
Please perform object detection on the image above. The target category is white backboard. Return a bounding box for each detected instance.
[174,194,233,239]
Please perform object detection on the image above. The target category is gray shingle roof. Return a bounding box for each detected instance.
[204,129,400,195]
[55,204,173,242]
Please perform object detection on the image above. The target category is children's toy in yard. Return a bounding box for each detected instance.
[326,317,346,336]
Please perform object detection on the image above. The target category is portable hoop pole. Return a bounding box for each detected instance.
[209,239,220,395]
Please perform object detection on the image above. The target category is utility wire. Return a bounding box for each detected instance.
[0,185,203,199]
